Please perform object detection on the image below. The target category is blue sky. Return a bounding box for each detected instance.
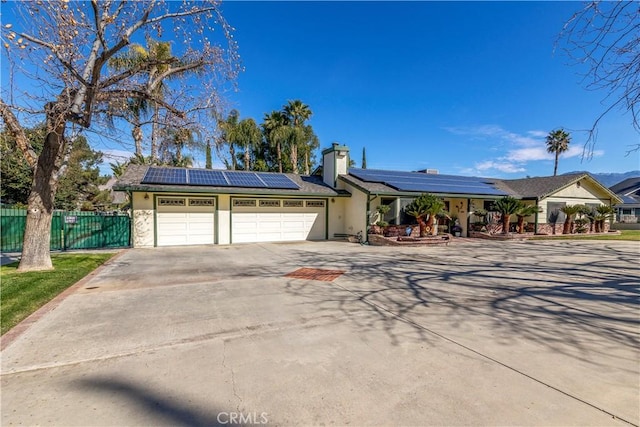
[212,1,638,177]
[2,1,638,177]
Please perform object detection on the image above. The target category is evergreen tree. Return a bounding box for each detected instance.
[1,126,108,210]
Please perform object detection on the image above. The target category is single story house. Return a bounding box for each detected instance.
[610,177,640,223]
[115,144,621,247]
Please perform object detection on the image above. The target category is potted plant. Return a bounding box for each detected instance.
[451,224,462,237]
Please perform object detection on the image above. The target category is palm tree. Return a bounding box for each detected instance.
[159,128,195,167]
[235,118,262,171]
[283,100,312,174]
[546,129,571,176]
[595,205,615,233]
[109,39,174,160]
[301,125,319,175]
[109,160,129,179]
[262,111,288,173]
[405,193,446,237]
[560,204,583,234]
[219,110,240,170]
[515,204,541,234]
[492,197,523,234]
[578,205,597,233]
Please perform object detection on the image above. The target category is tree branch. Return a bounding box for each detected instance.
[99,89,185,119]
[0,100,37,169]
[16,32,89,87]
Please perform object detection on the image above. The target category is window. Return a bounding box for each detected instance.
[233,199,256,207]
[259,199,281,207]
[306,200,325,208]
[547,202,566,224]
[381,198,397,225]
[158,198,185,206]
[484,200,496,211]
[189,198,215,207]
[283,200,304,208]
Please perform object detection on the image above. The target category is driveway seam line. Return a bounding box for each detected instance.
[332,281,638,427]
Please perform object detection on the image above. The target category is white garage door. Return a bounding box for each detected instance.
[232,198,326,243]
[157,197,215,246]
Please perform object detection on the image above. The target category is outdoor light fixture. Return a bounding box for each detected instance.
[144,193,150,200]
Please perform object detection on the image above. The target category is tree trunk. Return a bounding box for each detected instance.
[229,144,237,170]
[291,143,298,174]
[244,143,250,171]
[151,104,159,161]
[276,142,282,173]
[418,217,427,237]
[563,218,571,234]
[427,215,437,236]
[502,214,510,234]
[304,149,310,175]
[18,124,65,271]
[205,142,212,169]
[517,216,525,234]
[553,151,559,176]
[132,111,143,156]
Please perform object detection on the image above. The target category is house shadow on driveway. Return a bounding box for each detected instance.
[72,376,241,427]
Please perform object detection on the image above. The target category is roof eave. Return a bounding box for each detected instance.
[114,184,351,197]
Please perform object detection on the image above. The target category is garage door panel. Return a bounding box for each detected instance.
[157,198,215,246]
[231,200,325,243]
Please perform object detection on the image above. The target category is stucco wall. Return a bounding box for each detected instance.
[217,194,231,244]
[132,192,154,248]
[538,180,611,225]
[444,198,468,236]
[339,181,368,237]
[327,197,346,238]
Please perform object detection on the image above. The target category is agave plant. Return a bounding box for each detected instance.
[515,204,541,234]
[560,204,584,234]
[492,197,523,234]
[405,193,446,237]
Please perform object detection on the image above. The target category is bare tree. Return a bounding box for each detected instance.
[559,1,640,155]
[0,1,240,271]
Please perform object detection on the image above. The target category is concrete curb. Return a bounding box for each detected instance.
[1,250,127,351]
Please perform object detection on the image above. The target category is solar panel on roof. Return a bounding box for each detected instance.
[142,167,188,185]
[141,167,303,190]
[255,173,300,189]
[385,180,508,195]
[347,168,507,196]
[224,171,266,188]
[188,169,228,186]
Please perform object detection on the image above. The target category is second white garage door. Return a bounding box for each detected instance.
[232,198,326,243]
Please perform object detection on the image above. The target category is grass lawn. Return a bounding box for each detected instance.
[1,253,114,335]
[530,229,640,241]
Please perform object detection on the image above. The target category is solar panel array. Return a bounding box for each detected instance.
[349,168,508,196]
[142,167,300,190]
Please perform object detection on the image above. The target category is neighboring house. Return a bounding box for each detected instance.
[610,177,640,223]
[115,144,621,247]
[499,174,621,234]
[99,177,128,207]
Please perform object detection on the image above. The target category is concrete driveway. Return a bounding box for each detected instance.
[1,240,639,426]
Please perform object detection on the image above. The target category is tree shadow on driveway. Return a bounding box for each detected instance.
[277,241,639,365]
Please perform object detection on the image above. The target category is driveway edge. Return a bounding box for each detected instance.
[1,250,127,351]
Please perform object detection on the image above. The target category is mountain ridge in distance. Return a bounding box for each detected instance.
[564,170,640,188]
